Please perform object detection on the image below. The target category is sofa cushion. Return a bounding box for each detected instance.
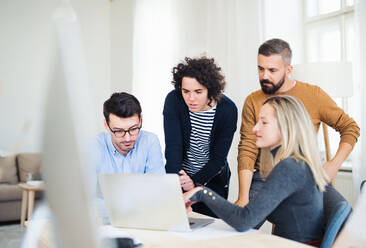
[0,184,22,201]
[0,155,18,184]
[17,153,42,183]
[0,200,22,222]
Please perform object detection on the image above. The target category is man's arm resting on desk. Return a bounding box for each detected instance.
[324,142,353,180]
[234,170,253,207]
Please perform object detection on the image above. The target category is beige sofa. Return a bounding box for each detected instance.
[0,153,42,222]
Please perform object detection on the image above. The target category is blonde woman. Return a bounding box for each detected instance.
[184,95,329,246]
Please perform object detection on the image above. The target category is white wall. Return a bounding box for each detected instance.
[71,0,111,128]
[0,0,56,153]
[262,0,304,64]
[205,0,262,201]
[110,0,134,93]
[0,0,110,153]
[130,0,180,144]
[176,0,208,58]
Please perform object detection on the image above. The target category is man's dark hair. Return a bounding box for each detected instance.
[258,38,292,65]
[103,92,142,123]
[171,56,226,106]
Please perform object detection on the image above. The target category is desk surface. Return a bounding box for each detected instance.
[122,212,311,248]
[33,213,310,248]
[122,228,311,248]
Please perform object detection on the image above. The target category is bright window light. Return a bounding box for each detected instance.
[319,0,341,15]
[320,28,341,61]
[346,0,354,7]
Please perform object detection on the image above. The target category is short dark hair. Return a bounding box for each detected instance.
[171,56,226,106]
[258,38,292,65]
[103,92,141,123]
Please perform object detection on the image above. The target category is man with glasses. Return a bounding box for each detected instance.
[91,92,165,175]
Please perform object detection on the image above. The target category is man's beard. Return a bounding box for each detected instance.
[260,74,286,94]
[113,139,137,154]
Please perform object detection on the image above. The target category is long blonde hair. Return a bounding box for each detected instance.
[259,95,329,191]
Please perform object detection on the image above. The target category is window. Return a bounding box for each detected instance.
[304,0,358,167]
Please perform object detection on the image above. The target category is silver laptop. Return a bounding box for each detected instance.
[98,174,214,232]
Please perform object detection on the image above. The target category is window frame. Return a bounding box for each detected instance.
[303,0,356,169]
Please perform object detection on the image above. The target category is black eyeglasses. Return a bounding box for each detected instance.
[107,124,142,138]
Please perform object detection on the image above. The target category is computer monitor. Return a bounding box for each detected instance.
[40,1,99,247]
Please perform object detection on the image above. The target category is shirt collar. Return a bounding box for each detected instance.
[270,145,281,157]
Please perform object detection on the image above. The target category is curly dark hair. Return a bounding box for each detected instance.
[171,56,226,106]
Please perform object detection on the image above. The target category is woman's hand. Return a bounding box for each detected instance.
[183,186,203,212]
[234,198,249,207]
[179,170,195,191]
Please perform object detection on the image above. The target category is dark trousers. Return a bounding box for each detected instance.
[192,167,230,218]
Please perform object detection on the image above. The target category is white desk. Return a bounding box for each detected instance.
[31,212,310,248]
[121,227,311,248]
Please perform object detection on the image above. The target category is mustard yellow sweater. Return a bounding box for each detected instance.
[238,81,360,171]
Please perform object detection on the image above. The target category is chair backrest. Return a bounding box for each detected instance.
[321,186,352,248]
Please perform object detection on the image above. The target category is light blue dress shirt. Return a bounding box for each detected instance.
[91,130,165,175]
[91,130,166,222]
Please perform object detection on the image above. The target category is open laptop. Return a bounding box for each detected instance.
[98,174,214,232]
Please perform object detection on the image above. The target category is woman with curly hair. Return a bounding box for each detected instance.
[163,56,238,217]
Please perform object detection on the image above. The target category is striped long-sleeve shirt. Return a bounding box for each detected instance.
[183,106,216,175]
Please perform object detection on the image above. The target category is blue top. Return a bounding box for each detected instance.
[190,147,325,243]
[90,130,165,174]
[163,90,237,189]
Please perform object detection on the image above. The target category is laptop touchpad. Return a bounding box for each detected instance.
[188,217,214,230]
